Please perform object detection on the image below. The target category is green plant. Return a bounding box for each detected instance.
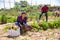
[48,22,55,29]
[41,22,48,30]
[32,21,39,29]
[48,11,53,16]
[54,19,60,28]
[7,16,17,23]
[4,26,11,31]
[14,27,18,30]
[1,15,7,24]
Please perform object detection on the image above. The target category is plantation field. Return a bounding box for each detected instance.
[0,16,60,40]
[0,3,60,40]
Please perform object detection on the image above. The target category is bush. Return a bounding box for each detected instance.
[48,11,53,16]
[40,22,48,30]
[4,26,11,31]
[7,16,17,23]
[32,21,39,29]
[48,22,55,29]
[54,19,60,28]
[1,15,7,24]
[0,16,1,23]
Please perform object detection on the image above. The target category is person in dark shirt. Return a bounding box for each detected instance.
[39,5,49,22]
[17,12,27,26]
[16,12,28,35]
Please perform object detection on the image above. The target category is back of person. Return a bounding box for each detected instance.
[54,10,59,14]
[41,5,49,13]
[54,10,60,17]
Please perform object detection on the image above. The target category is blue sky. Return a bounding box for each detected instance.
[0,0,60,9]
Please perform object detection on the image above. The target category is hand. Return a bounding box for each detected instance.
[20,24,22,27]
[23,23,26,25]
[19,23,22,27]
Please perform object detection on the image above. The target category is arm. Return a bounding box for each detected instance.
[23,17,28,25]
[17,16,22,22]
[41,6,44,12]
[47,7,49,11]
[17,16,19,22]
[17,16,22,27]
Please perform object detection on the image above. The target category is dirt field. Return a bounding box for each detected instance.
[0,25,60,40]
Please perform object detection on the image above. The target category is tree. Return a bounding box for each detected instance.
[14,2,20,11]
[20,1,28,7]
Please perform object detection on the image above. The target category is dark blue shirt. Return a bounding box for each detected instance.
[17,16,27,25]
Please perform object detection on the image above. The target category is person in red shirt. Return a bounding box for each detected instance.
[39,5,49,22]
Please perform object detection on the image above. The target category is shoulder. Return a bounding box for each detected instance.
[25,17,28,19]
[18,16,21,18]
[47,6,49,8]
[41,6,44,8]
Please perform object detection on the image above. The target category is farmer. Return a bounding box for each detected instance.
[54,8,60,17]
[16,12,30,35]
[39,5,49,22]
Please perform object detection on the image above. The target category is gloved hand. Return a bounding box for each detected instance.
[19,23,22,27]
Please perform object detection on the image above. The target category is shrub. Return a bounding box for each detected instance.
[7,16,17,23]
[40,22,48,30]
[57,20,60,27]
[1,15,7,24]
[48,22,55,29]
[4,26,11,31]
[4,25,18,31]
[48,11,53,16]
[32,21,39,29]
[0,16,1,23]
[54,19,60,28]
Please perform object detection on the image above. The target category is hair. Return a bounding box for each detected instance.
[44,5,47,7]
[21,11,26,15]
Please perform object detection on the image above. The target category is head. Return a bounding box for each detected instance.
[21,12,26,18]
[44,5,47,7]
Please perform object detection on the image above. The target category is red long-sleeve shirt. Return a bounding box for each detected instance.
[41,6,49,13]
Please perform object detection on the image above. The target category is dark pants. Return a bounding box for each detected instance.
[16,22,31,35]
[17,23,26,35]
[39,12,48,22]
[20,25,26,35]
[15,22,25,35]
